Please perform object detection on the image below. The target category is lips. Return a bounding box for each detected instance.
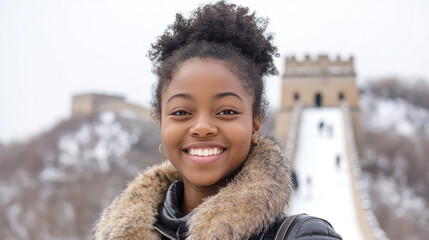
[182,142,226,165]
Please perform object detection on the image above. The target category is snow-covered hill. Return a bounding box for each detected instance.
[0,111,162,240]
[359,88,429,240]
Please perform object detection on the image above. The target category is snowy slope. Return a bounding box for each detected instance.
[0,111,162,240]
[289,107,364,240]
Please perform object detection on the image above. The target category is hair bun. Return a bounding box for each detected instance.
[148,1,279,77]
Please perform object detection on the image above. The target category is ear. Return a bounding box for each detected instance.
[252,115,262,142]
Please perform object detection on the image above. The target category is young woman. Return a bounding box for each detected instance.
[93,1,342,239]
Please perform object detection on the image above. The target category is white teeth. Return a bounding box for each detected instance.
[188,147,223,157]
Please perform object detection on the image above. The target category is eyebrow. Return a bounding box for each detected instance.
[213,92,243,102]
[167,93,194,103]
[167,91,242,103]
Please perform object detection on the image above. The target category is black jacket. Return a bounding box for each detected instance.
[255,214,342,240]
[154,182,342,240]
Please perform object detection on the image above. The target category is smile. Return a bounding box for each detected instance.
[188,148,224,157]
[183,143,227,165]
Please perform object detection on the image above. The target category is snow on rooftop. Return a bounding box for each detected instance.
[289,107,364,240]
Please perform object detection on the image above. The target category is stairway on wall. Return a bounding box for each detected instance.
[289,107,364,240]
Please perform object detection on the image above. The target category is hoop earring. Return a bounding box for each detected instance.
[159,143,168,159]
[251,136,259,147]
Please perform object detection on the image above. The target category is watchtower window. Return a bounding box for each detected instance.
[294,92,300,101]
[339,92,344,101]
[315,93,322,107]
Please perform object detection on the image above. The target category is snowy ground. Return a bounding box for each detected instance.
[289,107,364,240]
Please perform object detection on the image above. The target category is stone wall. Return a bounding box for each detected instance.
[71,93,151,121]
[341,102,389,240]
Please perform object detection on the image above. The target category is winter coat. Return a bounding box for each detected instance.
[93,136,342,240]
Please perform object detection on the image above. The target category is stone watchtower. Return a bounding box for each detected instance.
[275,54,361,153]
[71,93,151,120]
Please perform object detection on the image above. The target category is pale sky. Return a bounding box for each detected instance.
[1,0,428,143]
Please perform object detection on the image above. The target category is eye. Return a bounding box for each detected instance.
[171,110,191,116]
[218,108,239,115]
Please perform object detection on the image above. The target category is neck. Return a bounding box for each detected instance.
[181,177,227,215]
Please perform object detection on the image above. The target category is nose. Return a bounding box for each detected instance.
[189,114,218,137]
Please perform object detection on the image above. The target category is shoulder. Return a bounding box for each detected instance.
[256,214,342,240]
[286,214,342,240]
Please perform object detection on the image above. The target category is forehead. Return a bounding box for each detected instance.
[163,58,251,101]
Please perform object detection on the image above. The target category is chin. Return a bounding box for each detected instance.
[190,178,219,187]
[186,173,224,187]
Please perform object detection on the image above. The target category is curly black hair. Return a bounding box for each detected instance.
[148,1,279,120]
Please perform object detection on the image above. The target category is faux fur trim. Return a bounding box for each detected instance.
[93,162,181,240]
[93,136,291,240]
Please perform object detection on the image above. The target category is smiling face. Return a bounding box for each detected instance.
[160,58,260,188]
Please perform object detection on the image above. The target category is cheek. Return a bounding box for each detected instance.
[228,124,252,142]
[161,121,185,152]
[224,118,254,149]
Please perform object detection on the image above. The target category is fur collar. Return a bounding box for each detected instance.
[93,136,291,240]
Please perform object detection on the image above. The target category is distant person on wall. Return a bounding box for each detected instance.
[306,176,313,198]
[93,1,342,239]
[336,154,341,170]
[318,120,325,136]
[327,124,333,137]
